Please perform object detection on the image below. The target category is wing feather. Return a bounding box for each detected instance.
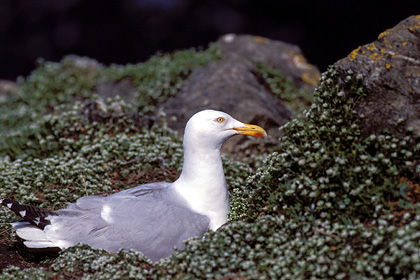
[45,183,210,261]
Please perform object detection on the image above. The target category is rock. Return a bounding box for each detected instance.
[96,80,138,101]
[0,80,18,100]
[78,99,156,130]
[334,15,420,139]
[159,35,320,152]
[64,54,103,71]
[219,34,320,91]
[158,58,293,151]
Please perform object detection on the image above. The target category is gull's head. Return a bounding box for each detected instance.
[183,110,267,150]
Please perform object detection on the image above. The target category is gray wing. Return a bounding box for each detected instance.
[45,182,210,261]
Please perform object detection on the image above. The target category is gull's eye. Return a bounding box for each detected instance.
[216,117,225,123]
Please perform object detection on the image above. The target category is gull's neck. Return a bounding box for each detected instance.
[173,137,229,230]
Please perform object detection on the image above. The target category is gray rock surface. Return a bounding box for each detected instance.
[334,15,420,139]
[0,80,18,100]
[96,80,138,101]
[159,59,292,139]
[219,34,320,91]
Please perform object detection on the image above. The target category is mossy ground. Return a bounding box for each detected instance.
[1,44,419,279]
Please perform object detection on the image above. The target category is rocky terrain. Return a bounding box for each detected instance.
[1,15,420,279]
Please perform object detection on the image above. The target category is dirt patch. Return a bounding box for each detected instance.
[0,241,50,270]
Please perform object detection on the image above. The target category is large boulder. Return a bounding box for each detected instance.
[159,59,292,134]
[159,35,319,151]
[0,80,18,99]
[334,15,420,139]
[158,59,293,152]
[219,34,320,91]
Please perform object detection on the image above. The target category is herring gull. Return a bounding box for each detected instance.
[1,110,266,261]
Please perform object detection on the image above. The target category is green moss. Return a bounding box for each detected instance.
[3,45,420,279]
[0,57,103,158]
[0,266,53,280]
[50,244,153,279]
[0,101,184,211]
[19,56,102,109]
[0,44,221,159]
[246,67,420,223]
[102,43,222,114]
[9,213,420,279]
[252,61,313,113]
[161,214,420,279]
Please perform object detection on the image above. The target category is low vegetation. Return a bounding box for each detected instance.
[1,44,419,279]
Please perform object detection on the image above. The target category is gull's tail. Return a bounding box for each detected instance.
[1,198,60,261]
[0,198,56,229]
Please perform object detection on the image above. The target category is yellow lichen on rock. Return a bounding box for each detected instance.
[408,15,420,31]
[378,29,392,39]
[292,53,309,69]
[255,36,269,44]
[348,15,420,68]
[365,42,376,51]
[348,46,361,62]
[301,71,320,87]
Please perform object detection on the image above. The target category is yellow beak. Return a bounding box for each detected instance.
[231,123,267,138]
